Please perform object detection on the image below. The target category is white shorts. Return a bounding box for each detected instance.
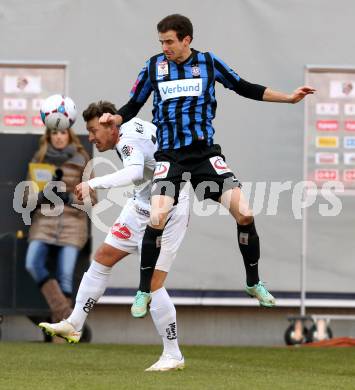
[104,196,189,272]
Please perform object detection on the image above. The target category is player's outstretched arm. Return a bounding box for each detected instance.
[263,86,316,104]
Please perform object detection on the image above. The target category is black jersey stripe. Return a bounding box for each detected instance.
[200,52,214,141]
[213,58,240,90]
[175,64,188,148]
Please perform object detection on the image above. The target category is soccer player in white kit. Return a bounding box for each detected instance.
[39,101,188,371]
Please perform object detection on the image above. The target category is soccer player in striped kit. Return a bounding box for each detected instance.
[101,14,315,316]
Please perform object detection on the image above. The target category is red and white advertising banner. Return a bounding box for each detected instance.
[0,63,66,134]
[305,66,355,189]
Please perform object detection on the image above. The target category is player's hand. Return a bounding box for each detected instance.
[289,86,316,104]
[99,113,122,127]
[74,182,93,202]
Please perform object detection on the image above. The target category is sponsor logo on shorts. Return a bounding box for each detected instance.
[135,205,150,217]
[209,156,232,175]
[154,161,170,179]
[343,169,355,182]
[315,153,339,165]
[316,136,339,148]
[316,120,339,131]
[315,169,339,181]
[111,223,132,239]
[158,79,202,101]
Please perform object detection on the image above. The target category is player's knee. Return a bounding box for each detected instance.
[237,214,254,226]
[94,245,114,264]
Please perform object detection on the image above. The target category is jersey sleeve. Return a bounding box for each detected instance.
[211,52,266,101]
[117,138,145,168]
[117,60,153,123]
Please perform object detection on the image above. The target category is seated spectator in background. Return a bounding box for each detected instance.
[23,126,96,328]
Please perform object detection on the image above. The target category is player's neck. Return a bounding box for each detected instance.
[174,48,192,64]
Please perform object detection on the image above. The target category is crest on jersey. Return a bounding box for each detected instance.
[158,61,169,76]
[191,64,200,77]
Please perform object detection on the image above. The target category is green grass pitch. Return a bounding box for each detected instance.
[1,343,355,389]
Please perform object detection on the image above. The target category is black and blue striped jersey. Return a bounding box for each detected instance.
[117,49,266,151]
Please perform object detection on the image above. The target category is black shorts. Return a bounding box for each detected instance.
[152,142,242,202]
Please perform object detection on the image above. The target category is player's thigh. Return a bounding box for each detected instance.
[219,187,253,224]
[103,200,141,262]
[155,198,190,273]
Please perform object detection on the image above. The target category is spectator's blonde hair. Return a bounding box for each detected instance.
[36,127,89,163]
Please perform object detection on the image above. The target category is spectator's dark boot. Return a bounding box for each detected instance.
[40,279,72,322]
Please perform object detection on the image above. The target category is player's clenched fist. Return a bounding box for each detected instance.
[74,182,93,202]
[99,113,123,127]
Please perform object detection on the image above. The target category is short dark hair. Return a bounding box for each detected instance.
[82,100,117,122]
[157,14,193,41]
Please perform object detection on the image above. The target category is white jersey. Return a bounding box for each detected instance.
[116,118,157,209]
[88,117,188,211]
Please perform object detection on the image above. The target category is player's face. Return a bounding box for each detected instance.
[159,30,191,63]
[50,129,70,150]
[86,117,118,152]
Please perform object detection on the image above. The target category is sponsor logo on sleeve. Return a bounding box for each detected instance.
[316,103,339,116]
[209,156,232,175]
[316,136,339,148]
[343,169,355,182]
[344,153,355,165]
[153,161,170,179]
[4,115,27,126]
[316,120,339,131]
[345,121,355,131]
[158,78,202,101]
[344,136,355,149]
[111,223,132,239]
[121,145,133,158]
[315,169,339,181]
[315,153,339,165]
[344,104,355,116]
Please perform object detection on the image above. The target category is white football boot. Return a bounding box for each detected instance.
[145,354,185,372]
[38,320,82,344]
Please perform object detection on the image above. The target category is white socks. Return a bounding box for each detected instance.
[67,260,112,331]
[150,287,182,359]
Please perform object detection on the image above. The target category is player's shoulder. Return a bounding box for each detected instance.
[120,117,156,140]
